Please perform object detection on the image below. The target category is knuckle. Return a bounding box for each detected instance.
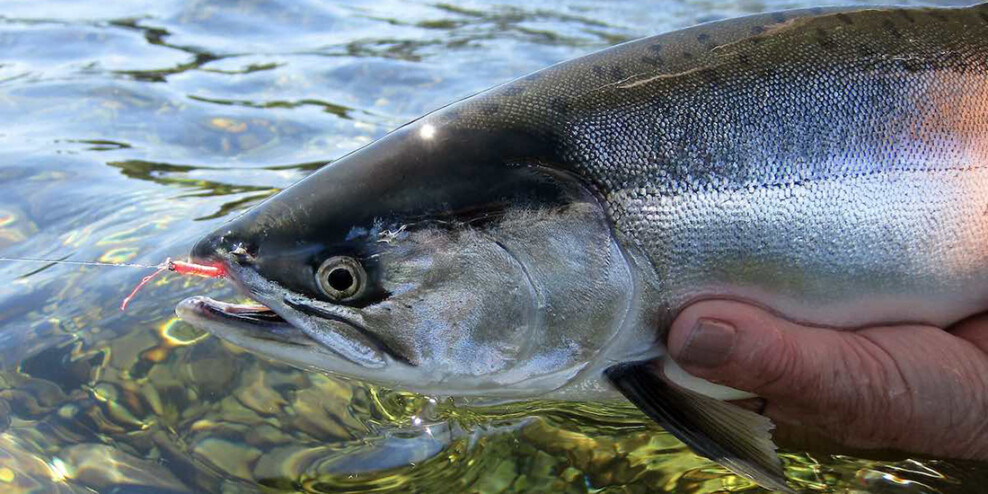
[747,326,804,394]
[832,334,913,446]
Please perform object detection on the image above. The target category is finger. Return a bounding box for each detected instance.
[667,299,988,458]
[949,312,988,354]
[769,420,910,461]
[666,299,878,402]
[730,397,766,414]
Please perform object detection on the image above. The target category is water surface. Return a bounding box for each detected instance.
[0,0,981,492]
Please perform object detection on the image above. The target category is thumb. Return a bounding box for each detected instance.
[665,299,988,458]
[665,299,901,404]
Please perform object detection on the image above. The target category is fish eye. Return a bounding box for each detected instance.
[315,256,366,301]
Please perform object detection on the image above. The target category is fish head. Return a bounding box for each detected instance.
[178,120,639,397]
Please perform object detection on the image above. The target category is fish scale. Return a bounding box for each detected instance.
[571,6,988,328]
[427,4,988,328]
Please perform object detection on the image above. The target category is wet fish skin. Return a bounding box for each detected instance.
[440,4,988,332]
[181,4,988,492]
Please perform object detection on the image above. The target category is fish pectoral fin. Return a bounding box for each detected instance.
[605,360,793,494]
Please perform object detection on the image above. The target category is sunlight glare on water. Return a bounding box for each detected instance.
[0,0,982,492]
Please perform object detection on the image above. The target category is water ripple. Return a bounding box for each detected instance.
[0,0,980,493]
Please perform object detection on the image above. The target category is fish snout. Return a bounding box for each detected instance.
[191,232,225,263]
[191,230,253,265]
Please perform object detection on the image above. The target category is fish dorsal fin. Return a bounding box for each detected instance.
[605,361,793,493]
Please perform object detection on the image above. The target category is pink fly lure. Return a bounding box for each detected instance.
[119,258,225,311]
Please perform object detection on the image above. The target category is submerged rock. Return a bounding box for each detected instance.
[57,443,190,492]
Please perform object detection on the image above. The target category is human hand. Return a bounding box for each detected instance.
[666,300,988,460]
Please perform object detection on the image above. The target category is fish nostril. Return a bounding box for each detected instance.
[190,230,258,268]
[229,243,250,258]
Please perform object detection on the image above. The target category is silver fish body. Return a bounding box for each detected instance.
[179,4,988,491]
[435,4,988,331]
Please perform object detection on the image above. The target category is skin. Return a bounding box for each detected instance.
[667,299,988,461]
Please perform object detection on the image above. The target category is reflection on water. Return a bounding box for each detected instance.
[0,0,980,492]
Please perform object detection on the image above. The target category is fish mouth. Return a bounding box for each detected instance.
[178,284,394,370]
[201,299,285,324]
[176,296,312,347]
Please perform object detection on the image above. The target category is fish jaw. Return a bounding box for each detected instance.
[175,296,308,348]
[175,295,398,376]
[175,253,428,380]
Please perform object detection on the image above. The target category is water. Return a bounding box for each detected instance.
[0,0,982,492]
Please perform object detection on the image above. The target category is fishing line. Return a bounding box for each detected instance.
[0,256,160,269]
[0,256,226,311]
